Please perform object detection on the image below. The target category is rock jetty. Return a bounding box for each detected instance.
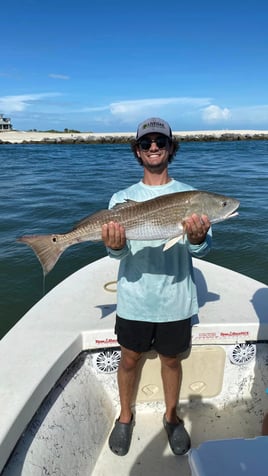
[1,130,268,144]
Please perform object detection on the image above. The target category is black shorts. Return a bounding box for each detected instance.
[115,315,191,356]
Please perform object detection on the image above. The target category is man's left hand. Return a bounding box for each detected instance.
[184,214,211,245]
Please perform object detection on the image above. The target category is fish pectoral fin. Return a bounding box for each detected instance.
[163,235,183,251]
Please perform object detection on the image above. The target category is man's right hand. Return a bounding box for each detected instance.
[101,221,126,250]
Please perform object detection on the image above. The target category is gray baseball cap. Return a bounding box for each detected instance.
[136,117,172,140]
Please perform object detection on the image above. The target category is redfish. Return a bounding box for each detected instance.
[18,190,239,275]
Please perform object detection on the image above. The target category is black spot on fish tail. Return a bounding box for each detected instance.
[17,234,67,275]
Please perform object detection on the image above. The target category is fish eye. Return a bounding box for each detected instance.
[222,200,227,207]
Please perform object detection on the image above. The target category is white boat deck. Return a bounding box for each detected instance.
[0,256,268,474]
[94,412,192,475]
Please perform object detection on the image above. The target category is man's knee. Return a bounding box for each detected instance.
[159,354,180,370]
[120,346,143,371]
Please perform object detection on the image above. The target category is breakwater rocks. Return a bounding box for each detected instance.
[0,134,135,145]
[1,131,268,144]
[176,132,268,142]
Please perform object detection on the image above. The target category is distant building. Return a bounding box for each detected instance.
[0,114,12,131]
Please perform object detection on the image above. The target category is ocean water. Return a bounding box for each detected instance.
[1,141,267,338]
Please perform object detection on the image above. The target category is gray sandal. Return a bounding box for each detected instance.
[163,415,191,455]
[109,415,134,456]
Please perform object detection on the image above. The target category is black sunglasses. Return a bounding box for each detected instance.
[138,136,170,151]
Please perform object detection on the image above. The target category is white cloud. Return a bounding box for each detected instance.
[6,93,268,131]
[102,97,212,125]
[49,73,70,80]
[110,97,211,114]
[229,105,268,125]
[0,93,61,113]
[68,96,235,131]
[202,104,268,127]
[202,105,231,122]
[75,97,213,128]
[81,105,110,112]
[80,96,211,116]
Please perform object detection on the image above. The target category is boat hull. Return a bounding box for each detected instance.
[1,257,268,474]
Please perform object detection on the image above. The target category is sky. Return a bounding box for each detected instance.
[1,0,268,132]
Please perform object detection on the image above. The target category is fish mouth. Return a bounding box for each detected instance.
[224,199,240,220]
[211,210,239,225]
[227,211,239,219]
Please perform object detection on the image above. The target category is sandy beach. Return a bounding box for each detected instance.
[1,130,268,144]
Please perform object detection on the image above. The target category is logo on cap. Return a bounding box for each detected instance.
[142,121,166,130]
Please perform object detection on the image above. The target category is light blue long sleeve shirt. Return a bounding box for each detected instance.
[107,179,212,323]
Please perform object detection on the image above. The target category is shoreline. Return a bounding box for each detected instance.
[1,129,268,144]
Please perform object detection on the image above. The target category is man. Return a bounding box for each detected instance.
[102,117,211,456]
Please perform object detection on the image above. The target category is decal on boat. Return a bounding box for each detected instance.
[193,330,250,341]
[95,338,118,345]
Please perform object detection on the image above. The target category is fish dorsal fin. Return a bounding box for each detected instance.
[73,209,110,229]
[111,199,138,210]
[73,200,138,230]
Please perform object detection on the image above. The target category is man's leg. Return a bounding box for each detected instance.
[159,353,182,423]
[159,353,191,455]
[108,345,142,455]
[117,345,142,422]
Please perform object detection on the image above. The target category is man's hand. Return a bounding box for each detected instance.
[184,214,211,245]
[102,221,126,250]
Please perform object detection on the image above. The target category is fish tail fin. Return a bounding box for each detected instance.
[17,234,67,275]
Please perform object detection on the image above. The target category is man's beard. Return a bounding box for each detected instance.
[143,157,169,173]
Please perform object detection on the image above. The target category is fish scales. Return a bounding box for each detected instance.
[73,195,181,241]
